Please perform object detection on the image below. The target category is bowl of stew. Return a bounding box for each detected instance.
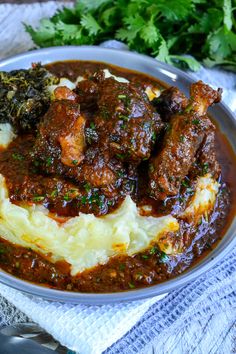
[0,46,235,304]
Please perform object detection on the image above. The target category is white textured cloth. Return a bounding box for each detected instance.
[0,3,235,354]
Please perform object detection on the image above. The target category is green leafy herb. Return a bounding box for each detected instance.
[24,0,236,72]
[32,195,45,202]
[72,159,78,165]
[46,156,53,167]
[159,251,169,263]
[201,162,209,175]
[181,179,190,188]
[63,194,71,202]
[90,121,96,129]
[128,282,135,289]
[12,153,24,161]
[192,119,200,125]
[50,190,58,198]
[84,182,91,193]
[141,254,149,260]
[149,246,158,255]
[119,114,129,121]
[118,94,127,99]
[119,263,126,271]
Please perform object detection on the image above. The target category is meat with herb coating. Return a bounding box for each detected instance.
[149,81,222,200]
[94,77,163,163]
[31,99,86,173]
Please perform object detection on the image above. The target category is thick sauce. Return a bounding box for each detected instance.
[0,61,235,293]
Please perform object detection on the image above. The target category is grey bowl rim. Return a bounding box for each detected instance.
[0,45,235,304]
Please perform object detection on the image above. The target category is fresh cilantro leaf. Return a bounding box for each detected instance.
[169,55,201,71]
[140,19,160,45]
[188,9,223,34]
[223,0,232,31]
[80,14,101,35]
[155,0,192,21]
[208,27,235,60]
[155,39,169,62]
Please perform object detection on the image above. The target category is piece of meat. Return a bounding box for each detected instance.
[75,79,99,109]
[149,81,222,200]
[32,99,86,172]
[54,86,78,101]
[94,77,163,163]
[59,115,86,167]
[189,81,222,115]
[195,122,220,179]
[152,87,188,120]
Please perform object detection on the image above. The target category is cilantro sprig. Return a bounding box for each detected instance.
[25,0,236,72]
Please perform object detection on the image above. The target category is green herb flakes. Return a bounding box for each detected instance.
[12,153,24,161]
[32,195,45,202]
[159,251,169,263]
[128,282,135,289]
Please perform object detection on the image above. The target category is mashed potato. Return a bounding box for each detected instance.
[0,123,16,148]
[181,174,220,224]
[0,175,180,275]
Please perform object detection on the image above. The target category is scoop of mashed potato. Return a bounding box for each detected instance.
[0,175,180,275]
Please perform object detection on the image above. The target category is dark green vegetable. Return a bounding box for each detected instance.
[24,0,236,71]
[0,64,58,132]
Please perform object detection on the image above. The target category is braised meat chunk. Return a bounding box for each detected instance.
[149,81,222,200]
[32,99,86,174]
[94,77,163,163]
[152,86,188,120]
[194,123,220,179]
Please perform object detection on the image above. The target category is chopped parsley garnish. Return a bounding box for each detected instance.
[152,132,157,142]
[159,251,169,263]
[117,170,125,178]
[80,196,87,205]
[119,263,125,271]
[149,164,154,173]
[32,195,45,202]
[202,162,209,175]
[128,282,135,289]
[63,194,71,201]
[192,119,200,125]
[50,190,58,198]
[84,182,91,193]
[116,153,126,159]
[179,135,185,142]
[100,107,109,119]
[119,114,129,121]
[12,153,24,161]
[72,159,78,165]
[46,157,53,167]
[141,254,149,260]
[181,179,190,188]
[149,246,158,255]
[90,121,96,129]
[118,94,127,100]
[135,272,143,280]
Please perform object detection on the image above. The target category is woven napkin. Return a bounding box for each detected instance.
[0,2,236,354]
